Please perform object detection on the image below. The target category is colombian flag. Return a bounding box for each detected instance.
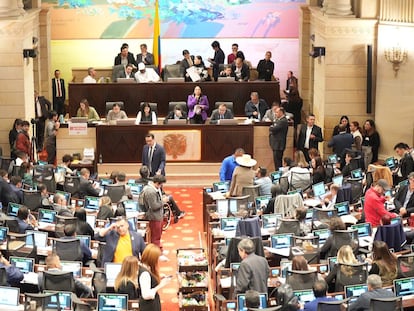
[153,0,161,73]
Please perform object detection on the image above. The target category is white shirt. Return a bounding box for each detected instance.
[135,68,160,83]
[135,111,157,125]
[304,126,313,149]
[83,75,96,83]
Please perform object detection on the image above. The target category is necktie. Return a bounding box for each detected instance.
[148,146,154,173]
[56,79,62,97]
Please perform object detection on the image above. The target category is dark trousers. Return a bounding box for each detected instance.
[35,119,46,150]
[53,97,65,116]
[149,220,163,249]
[189,114,205,124]
[273,149,284,171]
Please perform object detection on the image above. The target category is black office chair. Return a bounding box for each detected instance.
[289,171,312,191]
[5,217,20,233]
[42,270,76,292]
[55,215,78,238]
[33,164,56,193]
[286,270,318,290]
[397,253,414,278]
[291,235,320,264]
[330,229,359,257]
[317,299,349,311]
[0,156,12,171]
[104,184,126,203]
[54,238,83,261]
[0,267,8,286]
[111,64,125,82]
[6,232,37,260]
[92,270,107,297]
[25,292,61,311]
[63,175,81,198]
[105,101,125,113]
[168,101,188,113]
[215,101,234,111]
[369,297,403,311]
[139,102,158,114]
[335,262,368,292]
[312,207,338,229]
[22,189,42,211]
[277,219,301,235]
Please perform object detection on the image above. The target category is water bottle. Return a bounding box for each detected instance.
[59,114,64,123]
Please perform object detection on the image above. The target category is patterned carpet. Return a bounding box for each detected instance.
[158,187,206,311]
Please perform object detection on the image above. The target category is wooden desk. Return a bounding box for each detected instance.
[68,81,280,118]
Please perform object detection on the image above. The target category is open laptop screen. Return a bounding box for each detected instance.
[38,209,57,224]
[327,154,338,164]
[345,284,368,303]
[213,181,230,193]
[312,182,325,197]
[385,157,396,170]
[332,175,344,187]
[97,293,128,311]
[220,217,240,231]
[271,233,293,249]
[236,293,267,311]
[270,171,282,183]
[351,168,363,179]
[351,223,372,237]
[0,227,8,244]
[44,291,72,311]
[335,201,350,217]
[60,261,82,278]
[394,277,414,298]
[105,263,122,287]
[56,190,71,206]
[85,196,100,211]
[293,289,315,305]
[77,235,91,248]
[0,286,20,307]
[255,195,271,210]
[86,214,96,229]
[25,230,48,248]
[10,256,34,273]
[262,214,282,229]
[7,202,22,217]
[313,229,330,245]
[129,183,143,196]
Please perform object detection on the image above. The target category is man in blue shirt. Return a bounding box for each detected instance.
[304,280,337,311]
[219,148,244,181]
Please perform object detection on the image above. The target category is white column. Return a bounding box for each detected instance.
[325,0,353,16]
[0,0,25,18]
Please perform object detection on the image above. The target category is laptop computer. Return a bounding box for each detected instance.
[70,117,88,123]
[312,182,326,198]
[25,230,48,248]
[167,119,187,125]
[97,293,128,311]
[129,183,143,196]
[213,181,230,193]
[236,293,267,311]
[77,235,91,249]
[385,157,396,170]
[0,227,8,245]
[262,213,282,229]
[270,171,282,183]
[10,256,34,273]
[332,175,344,187]
[220,217,240,232]
[7,202,22,217]
[217,119,239,125]
[167,77,185,83]
[104,263,122,287]
[99,178,113,187]
[351,222,372,238]
[60,261,82,278]
[293,289,315,305]
[350,168,363,180]
[117,78,136,83]
[335,201,350,216]
[84,196,100,211]
[270,233,293,250]
[312,228,330,246]
[280,260,293,278]
[255,195,271,211]
[116,119,136,126]
[394,277,414,299]
[344,284,368,303]
[218,76,236,83]
[86,214,96,229]
[38,209,57,224]
[71,198,85,209]
[327,154,338,164]
[216,199,229,218]
[399,179,409,188]
[0,286,21,311]
[56,190,71,206]
[44,291,73,311]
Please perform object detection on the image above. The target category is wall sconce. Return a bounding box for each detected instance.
[309,46,326,58]
[23,49,36,58]
[384,46,407,77]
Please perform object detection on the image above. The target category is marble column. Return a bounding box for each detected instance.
[0,0,25,18]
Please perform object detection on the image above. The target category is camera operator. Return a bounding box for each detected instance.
[34,90,51,151]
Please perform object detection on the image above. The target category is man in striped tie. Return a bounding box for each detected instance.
[52,69,66,116]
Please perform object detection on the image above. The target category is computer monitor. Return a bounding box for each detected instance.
[270,233,293,249]
[60,261,82,278]
[351,223,372,238]
[293,289,315,305]
[345,284,368,303]
[385,157,396,170]
[0,227,8,244]
[44,291,72,311]
[38,209,57,224]
[99,178,113,186]
[9,256,34,273]
[104,263,122,287]
[129,183,143,196]
[332,175,344,187]
[123,200,139,212]
[97,293,128,311]
[262,214,282,229]
[216,199,229,217]
[334,201,350,217]
[328,257,337,271]
[213,181,230,193]
[270,171,282,183]
[391,217,401,225]
[255,195,271,210]
[313,229,330,246]
[280,260,292,278]
[399,179,409,188]
[394,277,414,298]
[84,196,100,211]
[351,168,363,179]
[312,182,326,198]
[7,202,22,217]
[25,230,48,248]
[327,154,338,164]
[86,214,96,229]
[76,235,91,248]
[220,217,240,231]
[236,293,267,311]
[0,286,20,307]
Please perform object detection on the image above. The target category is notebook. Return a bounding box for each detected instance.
[312,182,326,198]
[332,175,344,187]
[167,119,187,125]
[394,277,414,299]
[7,202,22,217]
[38,209,57,224]
[84,196,100,211]
[97,293,128,311]
[327,154,338,164]
[10,256,34,273]
[117,78,136,83]
[0,286,21,310]
[293,289,315,305]
[236,293,267,311]
[77,235,91,248]
[104,263,122,287]
[25,230,48,248]
[270,171,282,183]
[60,261,82,278]
[344,284,368,303]
[44,291,72,311]
[213,181,230,193]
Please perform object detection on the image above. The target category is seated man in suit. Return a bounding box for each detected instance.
[115,63,136,82]
[210,103,234,124]
[394,171,414,217]
[78,168,100,199]
[163,104,187,124]
[231,57,250,82]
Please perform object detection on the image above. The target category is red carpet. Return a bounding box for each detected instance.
[158,187,206,311]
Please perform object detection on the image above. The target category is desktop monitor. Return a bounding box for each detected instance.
[236,293,267,311]
[327,154,338,164]
[332,175,344,187]
[334,201,350,217]
[213,181,230,193]
[9,256,34,273]
[84,196,100,211]
[38,209,57,224]
[394,277,414,298]
[293,289,315,305]
[270,233,293,249]
[255,195,271,210]
[220,217,240,231]
[25,230,48,248]
[312,182,326,198]
[270,171,282,183]
[97,293,128,311]
[351,223,372,238]
[60,261,82,278]
[129,183,143,196]
[0,227,8,244]
[7,202,22,217]
[351,168,363,179]
[344,284,368,303]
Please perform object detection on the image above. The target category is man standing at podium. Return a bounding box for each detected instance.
[142,133,166,177]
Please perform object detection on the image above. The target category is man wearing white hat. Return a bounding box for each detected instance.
[228,154,257,197]
[135,62,160,83]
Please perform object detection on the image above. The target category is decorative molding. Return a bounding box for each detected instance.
[380,0,414,23]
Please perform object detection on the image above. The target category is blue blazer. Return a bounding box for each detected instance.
[142,143,166,176]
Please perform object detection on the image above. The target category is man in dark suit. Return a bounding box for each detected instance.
[114,43,137,67]
[115,63,136,81]
[394,172,414,217]
[286,70,298,90]
[142,133,166,177]
[208,40,225,81]
[256,51,274,81]
[245,92,268,121]
[231,57,250,81]
[78,168,100,199]
[210,103,234,124]
[34,90,51,150]
[269,107,288,170]
[297,113,324,162]
[394,142,414,183]
[328,124,353,165]
[52,69,66,116]
[180,49,195,81]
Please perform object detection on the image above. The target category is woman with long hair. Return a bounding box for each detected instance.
[311,156,326,184]
[76,99,100,121]
[362,119,381,165]
[320,217,346,259]
[135,102,157,125]
[74,208,94,237]
[294,150,309,168]
[97,196,113,220]
[138,244,171,311]
[332,115,350,136]
[350,121,363,151]
[187,85,209,124]
[369,240,398,286]
[114,256,140,299]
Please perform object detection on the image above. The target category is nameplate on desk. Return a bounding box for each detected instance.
[68,122,88,135]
